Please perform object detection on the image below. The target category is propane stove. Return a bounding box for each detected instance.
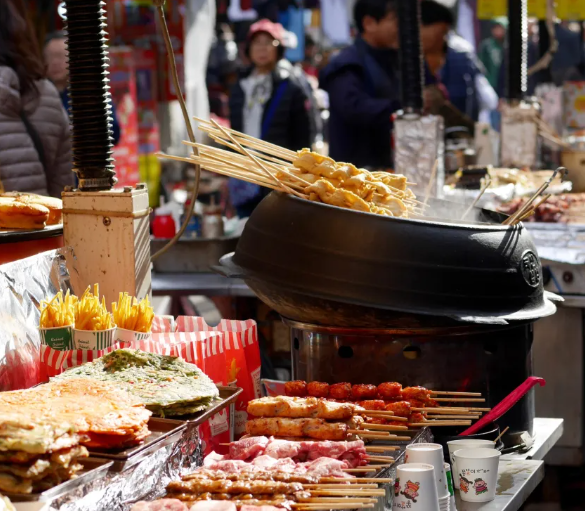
[286,318,535,443]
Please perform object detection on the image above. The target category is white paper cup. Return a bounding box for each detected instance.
[439,494,450,511]
[39,325,73,350]
[114,327,151,344]
[73,327,116,350]
[405,443,449,498]
[453,448,501,503]
[447,439,495,489]
[393,463,440,511]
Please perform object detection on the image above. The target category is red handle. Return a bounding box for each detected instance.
[459,376,546,436]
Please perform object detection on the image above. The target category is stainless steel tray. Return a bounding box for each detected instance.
[151,236,239,273]
[4,457,113,502]
[161,386,242,425]
[87,418,187,472]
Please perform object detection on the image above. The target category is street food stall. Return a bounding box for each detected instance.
[0,0,568,510]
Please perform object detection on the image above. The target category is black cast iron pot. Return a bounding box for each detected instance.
[218,192,559,325]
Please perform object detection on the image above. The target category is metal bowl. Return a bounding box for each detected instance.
[223,192,559,324]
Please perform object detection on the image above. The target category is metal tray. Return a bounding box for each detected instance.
[0,224,63,244]
[151,236,239,273]
[162,386,243,425]
[4,457,113,502]
[88,417,187,472]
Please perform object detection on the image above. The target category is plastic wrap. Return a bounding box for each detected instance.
[394,114,445,198]
[0,249,72,391]
[45,424,202,511]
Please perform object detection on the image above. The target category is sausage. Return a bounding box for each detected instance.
[306,381,330,398]
[329,382,352,400]
[401,386,430,401]
[358,400,386,411]
[284,381,308,397]
[377,382,402,399]
[385,401,411,418]
[351,384,378,400]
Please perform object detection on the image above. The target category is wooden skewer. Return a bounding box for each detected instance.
[362,423,409,432]
[350,430,411,441]
[304,484,379,489]
[460,177,492,221]
[195,118,297,161]
[208,118,304,199]
[431,391,483,397]
[309,490,386,497]
[293,504,375,510]
[366,455,396,463]
[433,398,486,403]
[466,407,491,412]
[299,498,377,504]
[409,421,472,427]
[341,467,379,473]
[412,407,470,413]
[494,425,510,444]
[427,415,480,420]
[365,446,400,453]
[362,412,408,421]
[320,477,393,484]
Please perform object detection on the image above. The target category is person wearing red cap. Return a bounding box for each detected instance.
[228,19,313,217]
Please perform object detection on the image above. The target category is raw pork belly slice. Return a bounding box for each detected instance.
[203,451,226,467]
[229,436,270,460]
[299,457,350,475]
[264,438,303,459]
[131,500,189,511]
[190,502,237,511]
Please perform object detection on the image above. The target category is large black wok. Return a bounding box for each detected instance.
[217,192,559,326]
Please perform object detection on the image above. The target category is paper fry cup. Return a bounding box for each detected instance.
[393,463,440,511]
[453,448,501,503]
[114,327,151,344]
[406,443,449,498]
[74,327,116,350]
[447,439,495,489]
[39,325,73,350]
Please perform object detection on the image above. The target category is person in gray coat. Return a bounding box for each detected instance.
[0,0,74,197]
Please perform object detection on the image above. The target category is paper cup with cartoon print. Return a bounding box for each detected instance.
[453,448,500,503]
[73,327,116,350]
[447,439,495,489]
[405,443,449,498]
[393,463,440,511]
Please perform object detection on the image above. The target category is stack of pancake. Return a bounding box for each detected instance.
[0,413,87,494]
[0,379,152,450]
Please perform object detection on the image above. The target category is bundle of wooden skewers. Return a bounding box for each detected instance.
[158,118,424,218]
[162,469,394,511]
[280,381,489,430]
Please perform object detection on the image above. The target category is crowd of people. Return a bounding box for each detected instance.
[1,0,584,215]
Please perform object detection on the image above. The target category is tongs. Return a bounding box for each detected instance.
[502,167,566,226]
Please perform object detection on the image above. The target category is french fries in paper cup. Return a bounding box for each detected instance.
[73,284,115,350]
[112,293,154,334]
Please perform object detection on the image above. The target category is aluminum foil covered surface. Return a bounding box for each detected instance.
[46,424,202,511]
[0,249,72,391]
[394,114,445,199]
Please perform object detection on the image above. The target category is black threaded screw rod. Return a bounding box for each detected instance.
[64,0,117,190]
[507,0,528,100]
[398,0,424,112]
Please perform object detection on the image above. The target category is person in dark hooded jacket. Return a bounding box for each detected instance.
[319,0,402,170]
[228,19,313,217]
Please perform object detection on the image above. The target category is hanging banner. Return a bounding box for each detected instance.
[477,0,547,19]
[477,0,506,19]
[556,0,585,20]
